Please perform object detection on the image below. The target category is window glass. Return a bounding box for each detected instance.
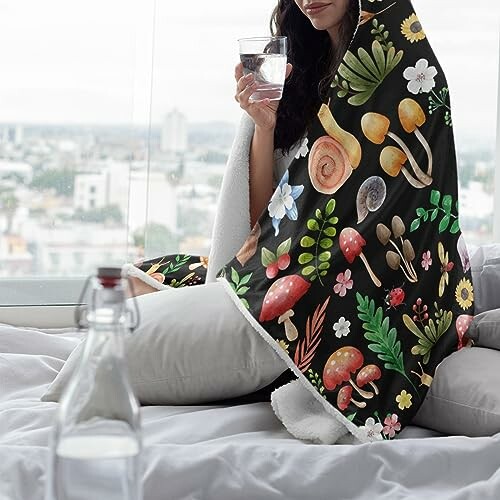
[0,0,497,284]
[416,0,499,244]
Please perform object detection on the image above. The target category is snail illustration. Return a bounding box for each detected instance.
[356,176,387,224]
[308,136,352,195]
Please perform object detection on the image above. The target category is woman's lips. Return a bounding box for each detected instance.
[304,3,330,15]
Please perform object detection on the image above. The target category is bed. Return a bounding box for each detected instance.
[1,323,500,500]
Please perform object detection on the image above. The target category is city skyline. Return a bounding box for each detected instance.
[0,1,498,147]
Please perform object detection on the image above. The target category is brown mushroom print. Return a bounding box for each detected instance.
[340,228,381,287]
[259,275,311,341]
[323,346,373,399]
[376,217,418,283]
[361,112,432,187]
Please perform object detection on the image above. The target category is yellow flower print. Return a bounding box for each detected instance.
[401,14,426,43]
[278,339,289,354]
[455,278,474,310]
[396,390,413,410]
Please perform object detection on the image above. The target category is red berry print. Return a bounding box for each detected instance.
[277,253,291,271]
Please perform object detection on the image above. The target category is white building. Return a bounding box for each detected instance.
[0,160,33,183]
[30,222,131,276]
[1,125,23,146]
[160,109,188,154]
[74,161,177,234]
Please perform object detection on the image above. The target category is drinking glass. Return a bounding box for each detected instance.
[238,36,287,102]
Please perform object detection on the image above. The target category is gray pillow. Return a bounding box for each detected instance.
[42,282,287,405]
[412,347,500,436]
[470,244,500,314]
[467,309,500,350]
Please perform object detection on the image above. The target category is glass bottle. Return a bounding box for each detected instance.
[47,267,142,500]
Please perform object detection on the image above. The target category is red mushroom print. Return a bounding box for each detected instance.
[356,364,382,395]
[259,275,311,341]
[337,385,366,410]
[456,314,474,350]
[323,346,373,399]
[340,227,382,287]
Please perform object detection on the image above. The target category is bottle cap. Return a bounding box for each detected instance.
[97,267,123,288]
[97,267,122,279]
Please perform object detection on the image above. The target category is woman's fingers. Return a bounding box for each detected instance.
[234,62,244,82]
[238,80,258,108]
[285,63,293,80]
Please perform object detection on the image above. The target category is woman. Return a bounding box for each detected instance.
[129,0,473,444]
[237,0,358,228]
[130,0,357,294]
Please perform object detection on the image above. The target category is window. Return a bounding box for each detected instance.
[0,0,497,305]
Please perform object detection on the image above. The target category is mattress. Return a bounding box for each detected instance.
[1,324,500,500]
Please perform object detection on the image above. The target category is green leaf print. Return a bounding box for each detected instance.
[307,369,327,400]
[331,38,403,106]
[229,268,253,309]
[403,302,453,365]
[410,190,459,235]
[298,199,339,285]
[428,87,452,127]
[162,254,191,275]
[356,293,419,397]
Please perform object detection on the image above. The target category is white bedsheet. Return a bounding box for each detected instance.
[1,324,500,500]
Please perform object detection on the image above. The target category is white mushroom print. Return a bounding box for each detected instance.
[259,275,311,341]
[403,59,437,95]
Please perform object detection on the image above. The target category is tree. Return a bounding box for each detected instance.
[0,190,19,234]
[74,204,123,224]
[30,169,76,196]
[133,223,178,257]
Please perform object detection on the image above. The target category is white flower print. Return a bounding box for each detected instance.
[333,317,351,338]
[403,59,437,95]
[267,171,304,236]
[268,183,294,220]
[295,137,309,159]
[360,417,384,442]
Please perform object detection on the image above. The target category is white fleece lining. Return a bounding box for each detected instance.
[122,263,170,291]
[218,277,369,445]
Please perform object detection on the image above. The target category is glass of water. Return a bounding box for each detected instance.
[238,36,287,102]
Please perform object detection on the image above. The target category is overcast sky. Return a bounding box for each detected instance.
[0,0,498,146]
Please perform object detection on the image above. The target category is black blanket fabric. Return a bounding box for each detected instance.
[219,0,475,442]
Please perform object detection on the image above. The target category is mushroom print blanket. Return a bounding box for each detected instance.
[217,0,475,444]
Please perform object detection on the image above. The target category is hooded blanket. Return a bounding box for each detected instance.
[216,0,475,443]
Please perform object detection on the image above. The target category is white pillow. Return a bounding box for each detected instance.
[42,282,287,405]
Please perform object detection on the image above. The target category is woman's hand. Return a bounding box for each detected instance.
[234,62,292,131]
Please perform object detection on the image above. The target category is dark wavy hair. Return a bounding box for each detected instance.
[271,0,359,153]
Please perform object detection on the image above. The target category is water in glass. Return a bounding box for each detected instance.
[240,53,287,101]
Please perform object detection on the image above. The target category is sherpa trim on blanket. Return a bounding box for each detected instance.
[215,0,474,445]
